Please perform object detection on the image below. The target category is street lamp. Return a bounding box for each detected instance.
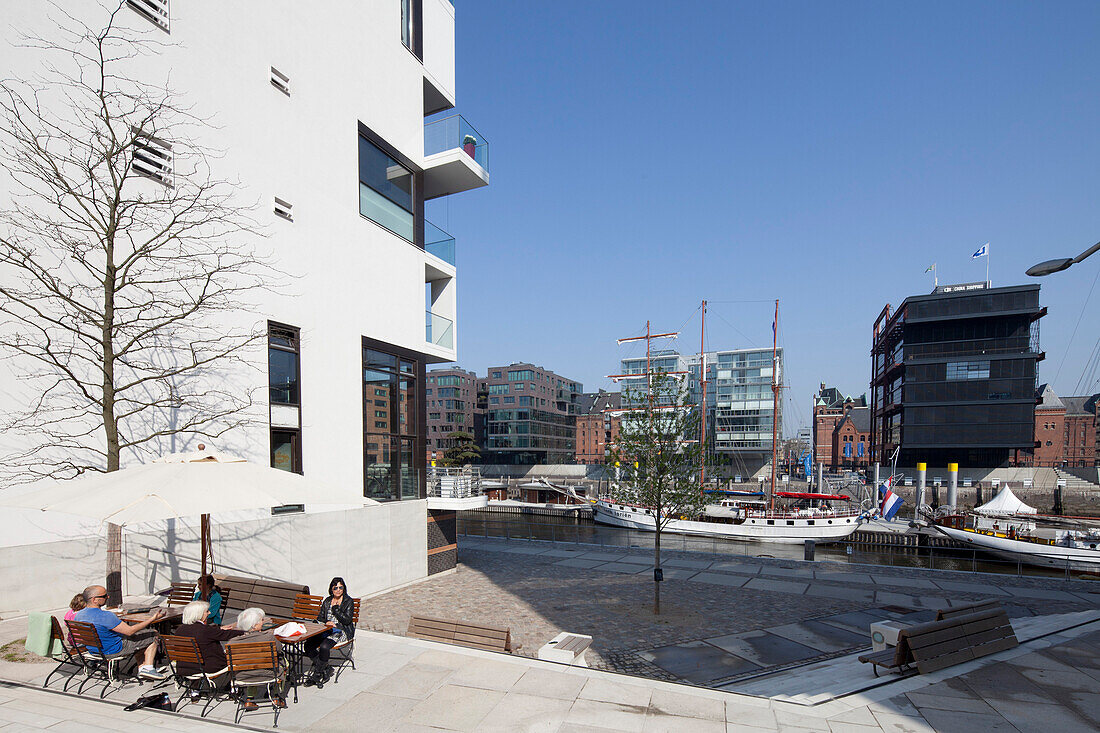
[1026,241,1100,277]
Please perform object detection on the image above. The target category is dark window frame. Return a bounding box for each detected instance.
[362,335,427,502]
[357,121,423,247]
[268,321,303,477]
[270,427,303,475]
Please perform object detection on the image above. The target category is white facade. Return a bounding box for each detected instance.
[0,0,487,500]
[0,1,487,602]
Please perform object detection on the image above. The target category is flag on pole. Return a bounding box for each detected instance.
[879,479,903,520]
[925,263,935,273]
[972,243,988,259]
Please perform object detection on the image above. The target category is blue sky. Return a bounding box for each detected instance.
[425,0,1100,434]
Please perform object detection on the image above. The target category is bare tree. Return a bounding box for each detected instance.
[608,370,708,615]
[0,3,279,603]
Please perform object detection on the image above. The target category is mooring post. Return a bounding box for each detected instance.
[947,463,958,510]
[916,462,927,520]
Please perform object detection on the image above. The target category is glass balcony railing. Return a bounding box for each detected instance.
[424,114,489,172]
[424,220,455,265]
[426,310,454,349]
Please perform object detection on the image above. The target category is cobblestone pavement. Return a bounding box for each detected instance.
[357,537,1100,685]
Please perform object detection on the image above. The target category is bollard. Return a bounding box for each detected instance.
[915,463,927,520]
[947,463,958,510]
[804,539,815,561]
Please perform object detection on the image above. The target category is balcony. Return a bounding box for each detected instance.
[426,467,487,510]
[426,310,454,349]
[425,220,455,266]
[423,115,489,199]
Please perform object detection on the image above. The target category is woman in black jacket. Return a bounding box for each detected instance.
[303,577,354,687]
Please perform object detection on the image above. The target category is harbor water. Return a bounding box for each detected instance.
[457,509,1099,582]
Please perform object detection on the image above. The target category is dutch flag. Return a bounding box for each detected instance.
[879,478,903,521]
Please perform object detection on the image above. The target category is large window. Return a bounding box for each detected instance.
[363,342,423,501]
[358,136,414,242]
[946,360,990,381]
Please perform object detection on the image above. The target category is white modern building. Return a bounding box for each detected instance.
[0,0,487,611]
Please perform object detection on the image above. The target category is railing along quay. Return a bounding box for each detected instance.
[467,504,594,518]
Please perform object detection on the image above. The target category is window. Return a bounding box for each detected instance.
[358,136,413,241]
[131,132,172,186]
[400,0,421,58]
[127,0,169,32]
[363,341,422,502]
[271,429,300,474]
[946,360,991,381]
[491,371,502,379]
[268,323,299,405]
[488,384,509,395]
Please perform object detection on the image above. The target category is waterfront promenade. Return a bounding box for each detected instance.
[2,538,1099,731]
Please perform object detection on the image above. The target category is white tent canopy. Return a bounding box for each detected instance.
[975,486,1037,516]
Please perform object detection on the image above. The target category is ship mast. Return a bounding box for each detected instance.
[699,300,707,490]
[770,299,779,513]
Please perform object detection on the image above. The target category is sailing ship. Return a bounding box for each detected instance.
[930,486,1100,570]
[593,300,863,544]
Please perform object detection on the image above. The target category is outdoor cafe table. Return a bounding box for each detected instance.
[115,605,184,627]
[226,620,329,704]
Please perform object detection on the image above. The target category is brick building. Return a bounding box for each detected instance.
[1032,384,1066,467]
[1062,396,1097,468]
[481,363,582,464]
[832,406,871,471]
[812,384,867,470]
[575,390,621,464]
[425,368,479,464]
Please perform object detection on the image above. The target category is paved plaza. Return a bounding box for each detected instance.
[2,537,1100,731]
[357,537,1100,686]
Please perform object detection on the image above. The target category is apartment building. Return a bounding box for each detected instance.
[0,0,488,586]
[870,283,1044,469]
[481,363,582,464]
[426,367,479,463]
[812,385,869,470]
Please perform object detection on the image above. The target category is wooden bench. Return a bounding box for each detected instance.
[537,633,592,666]
[859,608,1018,676]
[407,615,517,653]
[217,575,309,619]
[935,600,1002,621]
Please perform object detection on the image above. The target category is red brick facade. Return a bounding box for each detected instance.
[1024,387,1097,468]
[574,391,621,465]
[812,385,868,471]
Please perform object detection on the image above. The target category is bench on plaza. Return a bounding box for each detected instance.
[217,575,309,619]
[407,615,518,653]
[537,632,593,667]
[858,607,1018,676]
[935,600,1003,621]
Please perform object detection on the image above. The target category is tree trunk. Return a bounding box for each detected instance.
[103,233,122,606]
[653,523,661,615]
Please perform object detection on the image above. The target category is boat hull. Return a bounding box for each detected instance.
[593,501,860,544]
[934,524,1100,570]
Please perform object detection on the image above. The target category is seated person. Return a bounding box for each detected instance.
[304,577,355,687]
[193,574,224,625]
[225,607,285,711]
[173,601,245,680]
[74,585,166,680]
[63,593,86,647]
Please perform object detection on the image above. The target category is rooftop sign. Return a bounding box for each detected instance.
[933,281,990,294]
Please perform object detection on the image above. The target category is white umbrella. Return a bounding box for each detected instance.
[0,449,364,574]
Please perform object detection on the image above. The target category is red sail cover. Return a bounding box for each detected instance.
[774,491,851,501]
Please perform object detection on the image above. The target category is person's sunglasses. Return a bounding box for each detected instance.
[92,594,108,599]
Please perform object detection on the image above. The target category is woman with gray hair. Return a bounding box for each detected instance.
[174,600,246,679]
[235,607,266,633]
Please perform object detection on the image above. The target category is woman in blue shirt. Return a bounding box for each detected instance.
[193,574,224,625]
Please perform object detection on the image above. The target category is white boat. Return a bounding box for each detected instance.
[932,518,1100,570]
[593,497,862,544]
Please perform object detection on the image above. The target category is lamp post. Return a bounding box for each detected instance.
[1026,241,1100,277]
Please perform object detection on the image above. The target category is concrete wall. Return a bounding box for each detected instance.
[0,502,426,617]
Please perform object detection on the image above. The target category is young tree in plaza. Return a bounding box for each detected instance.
[0,4,278,603]
[608,370,708,615]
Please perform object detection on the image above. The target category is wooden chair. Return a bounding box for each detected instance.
[166,582,196,607]
[66,620,139,698]
[330,598,361,683]
[226,641,284,728]
[407,615,517,653]
[161,634,229,717]
[290,593,324,622]
[42,616,86,692]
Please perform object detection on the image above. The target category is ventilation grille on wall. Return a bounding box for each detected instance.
[274,197,294,221]
[131,133,173,186]
[270,67,291,96]
[127,0,170,32]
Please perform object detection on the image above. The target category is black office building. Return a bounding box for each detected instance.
[870,282,1045,469]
